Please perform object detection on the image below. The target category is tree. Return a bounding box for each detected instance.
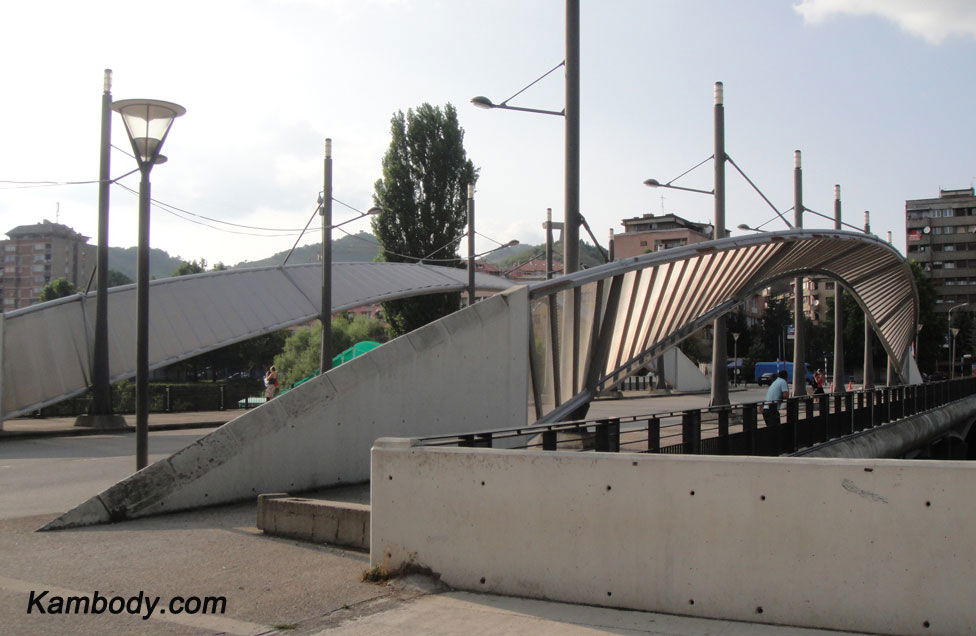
[273,314,390,386]
[107,270,133,287]
[172,259,206,277]
[38,278,77,302]
[371,103,477,336]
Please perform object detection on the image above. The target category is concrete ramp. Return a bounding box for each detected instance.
[42,286,529,530]
[661,347,709,392]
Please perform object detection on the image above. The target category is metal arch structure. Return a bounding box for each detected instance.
[0,262,512,420]
[526,230,918,423]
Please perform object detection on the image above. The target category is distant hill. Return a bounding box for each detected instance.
[482,244,537,264]
[107,246,184,281]
[497,240,607,268]
[233,232,381,269]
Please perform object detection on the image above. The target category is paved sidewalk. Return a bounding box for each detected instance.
[0,409,243,441]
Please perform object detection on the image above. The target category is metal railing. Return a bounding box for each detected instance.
[419,377,976,457]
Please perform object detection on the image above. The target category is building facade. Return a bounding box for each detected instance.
[906,187,976,314]
[613,213,713,258]
[1,220,94,311]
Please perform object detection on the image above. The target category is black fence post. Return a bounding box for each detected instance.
[845,392,854,434]
[718,408,730,454]
[219,385,225,411]
[742,403,757,455]
[595,419,619,452]
[785,399,799,453]
[542,430,558,451]
[647,417,660,453]
[682,410,701,454]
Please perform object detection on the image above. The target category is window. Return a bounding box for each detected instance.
[639,240,647,247]
[34,243,45,250]
[31,264,43,272]
[4,246,14,252]
[4,255,14,262]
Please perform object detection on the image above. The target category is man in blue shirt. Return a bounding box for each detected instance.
[763,370,790,427]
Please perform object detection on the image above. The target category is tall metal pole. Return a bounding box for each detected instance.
[467,184,475,305]
[885,230,897,386]
[607,228,614,262]
[89,69,119,426]
[791,150,806,397]
[545,208,554,280]
[863,211,874,390]
[832,185,845,392]
[564,0,580,274]
[135,167,151,470]
[320,139,333,374]
[710,82,729,406]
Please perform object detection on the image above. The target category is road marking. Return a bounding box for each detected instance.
[0,574,272,635]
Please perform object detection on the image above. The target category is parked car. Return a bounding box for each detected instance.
[758,372,777,386]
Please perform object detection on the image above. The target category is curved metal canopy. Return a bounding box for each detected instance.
[1,262,512,420]
[526,229,917,422]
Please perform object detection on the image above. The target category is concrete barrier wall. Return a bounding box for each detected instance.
[44,286,529,529]
[371,439,976,635]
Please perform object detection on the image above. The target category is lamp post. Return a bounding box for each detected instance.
[951,327,960,379]
[948,302,968,378]
[78,69,127,429]
[791,150,806,397]
[863,211,874,390]
[467,184,476,305]
[832,185,846,393]
[644,82,729,406]
[731,331,740,387]
[471,0,579,273]
[320,139,334,375]
[112,98,185,470]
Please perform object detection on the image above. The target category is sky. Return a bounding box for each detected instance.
[2,0,975,267]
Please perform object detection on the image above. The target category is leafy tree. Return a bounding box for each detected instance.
[273,314,390,386]
[107,269,133,287]
[38,277,77,302]
[371,103,477,336]
[172,259,206,276]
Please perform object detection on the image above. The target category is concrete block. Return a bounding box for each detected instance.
[259,497,370,550]
[256,493,289,530]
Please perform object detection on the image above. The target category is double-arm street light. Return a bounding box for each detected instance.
[112,98,185,470]
[471,0,580,273]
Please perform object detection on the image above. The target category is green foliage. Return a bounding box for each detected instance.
[371,103,477,336]
[172,259,206,276]
[107,269,133,287]
[38,277,76,302]
[174,331,289,381]
[909,260,947,373]
[273,314,390,386]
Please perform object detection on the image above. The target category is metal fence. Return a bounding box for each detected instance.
[419,378,976,457]
[27,381,262,418]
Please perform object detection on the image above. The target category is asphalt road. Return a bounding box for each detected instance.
[0,428,211,520]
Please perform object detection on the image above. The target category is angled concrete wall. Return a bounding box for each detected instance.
[44,286,529,529]
[372,440,976,635]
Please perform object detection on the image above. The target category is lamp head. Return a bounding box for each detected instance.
[112,98,185,167]
[643,178,661,188]
[470,96,495,109]
[505,239,520,247]
[366,207,382,216]
[736,223,751,231]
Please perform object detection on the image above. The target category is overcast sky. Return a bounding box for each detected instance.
[2,0,975,266]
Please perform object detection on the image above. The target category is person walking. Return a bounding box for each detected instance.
[762,369,790,427]
[264,365,279,400]
[813,368,826,395]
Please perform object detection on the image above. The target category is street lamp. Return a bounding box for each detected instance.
[643,178,714,197]
[951,327,961,379]
[731,331,740,387]
[948,302,968,378]
[736,223,768,233]
[112,98,185,471]
[471,0,580,273]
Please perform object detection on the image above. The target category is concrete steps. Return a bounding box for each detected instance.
[256,484,371,550]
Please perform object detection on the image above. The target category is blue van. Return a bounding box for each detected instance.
[754,361,813,385]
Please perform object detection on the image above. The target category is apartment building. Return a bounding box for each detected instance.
[1,220,94,311]
[613,213,714,258]
[905,187,976,314]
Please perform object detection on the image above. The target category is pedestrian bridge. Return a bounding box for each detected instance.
[1,262,513,420]
[43,229,922,530]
